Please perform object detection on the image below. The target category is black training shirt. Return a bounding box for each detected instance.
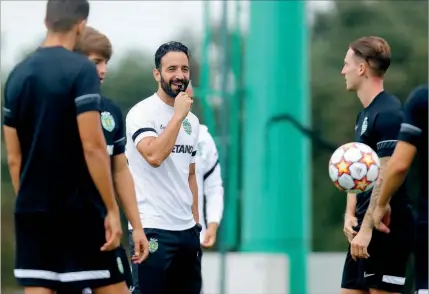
[3,46,104,215]
[100,96,126,157]
[398,85,428,224]
[354,91,410,224]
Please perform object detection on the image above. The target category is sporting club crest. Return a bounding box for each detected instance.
[101,111,115,132]
[148,238,159,253]
[182,119,192,135]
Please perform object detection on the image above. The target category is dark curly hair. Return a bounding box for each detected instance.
[154,41,190,69]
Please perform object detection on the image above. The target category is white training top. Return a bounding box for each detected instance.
[196,125,224,243]
[125,93,200,231]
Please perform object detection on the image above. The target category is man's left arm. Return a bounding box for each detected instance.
[203,133,224,231]
[112,110,149,263]
[111,110,142,232]
[112,155,149,263]
[189,163,199,224]
[361,111,403,230]
[189,123,200,224]
[113,154,141,231]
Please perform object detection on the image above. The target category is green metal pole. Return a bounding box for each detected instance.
[222,0,241,252]
[218,2,229,293]
[199,1,216,134]
[241,2,310,294]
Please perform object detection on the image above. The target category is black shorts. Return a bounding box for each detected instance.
[341,208,414,293]
[56,245,133,294]
[14,213,126,291]
[414,222,428,292]
[129,224,202,294]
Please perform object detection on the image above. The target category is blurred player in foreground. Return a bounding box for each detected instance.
[185,82,224,249]
[371,85,428,294]
[126,41,202,294]
[64,25,149,293]
[340,36,414,294]
[3,0,128,293]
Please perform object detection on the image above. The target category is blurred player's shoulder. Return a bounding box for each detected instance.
[198,124,212,141]
[199,124,209,136]
[408,85,428,103]
[198,124,218,153]
[11,47,97,84]
[411,84,428,94]
[4,57,31,91]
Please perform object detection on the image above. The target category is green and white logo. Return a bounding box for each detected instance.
[116,256,124,274]
[101,111,115,132]
[148,238,159,253]
[182,119,192,135]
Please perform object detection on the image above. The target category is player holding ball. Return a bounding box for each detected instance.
[332,36,414,294]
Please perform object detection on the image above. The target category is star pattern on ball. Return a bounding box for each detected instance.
[354,177,369,192]
[336,160,350,176]
[360,153,375,168]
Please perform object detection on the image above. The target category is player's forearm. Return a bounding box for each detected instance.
[362,157,390,229]
[345,193,357,216]
[206,195,224,224]
[114,168,142,230]
[7,156,21,195]
[378,162,408,207]
[140,115,183,166]
[83,149,118,212]
[207,222,219,232]
[189,173,199,223]
[205,187,224,224]
[4,126,22,195]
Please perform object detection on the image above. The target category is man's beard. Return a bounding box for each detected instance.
[160,75,189,98]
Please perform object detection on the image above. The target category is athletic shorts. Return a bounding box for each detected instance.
[14,212,126,291]
[129,224,202,294]
[55,245,133,294]
[414,222,428,292]
[341,207,415,293]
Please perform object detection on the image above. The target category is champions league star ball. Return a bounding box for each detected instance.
[329,142,380,193]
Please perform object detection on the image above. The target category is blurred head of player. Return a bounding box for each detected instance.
[44,0,90,46]
[153,41,191,98]
[74,26,113,83]
[341,36,391,92]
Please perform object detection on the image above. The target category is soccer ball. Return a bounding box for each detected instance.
[329,142,380,193]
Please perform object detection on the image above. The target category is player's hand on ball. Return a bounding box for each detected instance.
[373,204,391,234]
[350,228,372,261]
[174,92,193,120]
[343,214,358,243]
[101,209,122,251]
[131,229,149,263]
